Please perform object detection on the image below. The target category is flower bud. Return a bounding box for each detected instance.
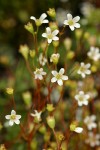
[6,88,14,95]
[46,104,55,112]
[39,124,46,134]
[64,38,72,50]
[66,51,75,59]
[29,50,35,58]
[50,53,60,64]
[75,29,83,39]
[24,22,34,34]
[53,41,59,47]
[0,144,6,150]
[22,91,32,108]
[47,8,56,18]
[47,116,55,129]
[19,44,29,60]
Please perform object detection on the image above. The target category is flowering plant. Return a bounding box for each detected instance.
[1,6,100,150]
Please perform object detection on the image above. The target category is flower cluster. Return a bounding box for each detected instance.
[3,8,100,150]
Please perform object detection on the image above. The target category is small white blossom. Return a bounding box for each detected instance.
[50,53,60,64]
[64,13,80,31]
[85,132,100,147]
[34,68,46,80]
[74,127,83,133]
[84,115,97,130]
[51,68,68,86]
[5,110,21,126]
[39,53,47,66]
[30,13,48,26]
[77,62,91,78]
[31,110,42,121]
[42,27,59,44]
[75,91,90,106]
[87,47,100,61]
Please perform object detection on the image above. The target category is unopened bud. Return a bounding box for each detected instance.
[6,88,14,95]
[47,116,55,129]
[47,8,56,18]
[46,104,55,112]
[50,53,60,64]
[24,22,34,34]
[19,44,29,60]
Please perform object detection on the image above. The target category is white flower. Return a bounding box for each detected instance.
[84,115,97,130]
[74,127,83,133]
[39,53,47,66]
[34,68,46,80]
[51,68,68,86]
[5,110,21,126]
[87,47,100,61]
[30,13,48,26]
[31,110,42,121]
[75,91,90,106]
[85,132,100,147]
[50,53,60,64]
[42,27,59,44]
[77,62,91,78]
[64,13,80,31]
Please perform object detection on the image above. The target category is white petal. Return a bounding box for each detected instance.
[30,16,36,21]
[74,23,80,28]
[40,13,47,21]
[83,100,88,105]
[78,101,83,106]
[57,79,63,86]
[81,73,86,78]
[16,115,21,119]
[41,71,46,75]
[79,91,84,95]
[52,30,59,36]
[52,36,59,41]
[15,119,20,124]
[91,115,96,121]
[73,16,80,22]
[5,115,11,119]
[42,19,49,23]
[46,27,51,34]
[48,39,52,43]
[11,110,16,115]
[42,33,47,38]
[69,25,75,31]
[86,63,91,68]
[38,75,43,80]
[64,20,68,25]
[59,68,65,74]
[85,70,91,75]
[74,127,83,133]
[51,77,57,83]
[75,95,79,100]
[52,71,58,76]
[31,113,35,117]
[9,120,14,126]
[67,13,72,20]
[62,75,68,80]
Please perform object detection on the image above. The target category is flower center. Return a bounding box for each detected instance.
[56,74,61,79]
[47,34,53,39]
[68,20,74,26]
[10,114,16,120]
[80,66,86,72]
[79,96,84,101]
[36,19,42,26]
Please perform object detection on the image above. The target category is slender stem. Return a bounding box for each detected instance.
[52,129,60,150]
